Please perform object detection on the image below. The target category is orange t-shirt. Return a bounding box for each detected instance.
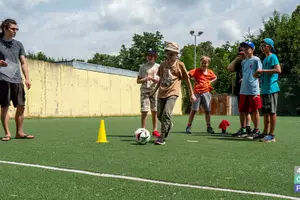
[189,68,216,94]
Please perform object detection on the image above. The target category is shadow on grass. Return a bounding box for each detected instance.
[119,139,156,145]
[172,131,232,137]
[208,137,258,142]
[107,135,133,138]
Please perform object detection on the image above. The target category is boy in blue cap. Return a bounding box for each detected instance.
[239,41,262,139]
[254,38,281,142]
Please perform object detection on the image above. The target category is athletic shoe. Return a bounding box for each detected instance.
[154,138,166,145]
[259,135,276,143]
[186,126,192,134]
[231,128,247,137]
[207,126,215,134]
[152,130,160,137]
[246,130,261,139]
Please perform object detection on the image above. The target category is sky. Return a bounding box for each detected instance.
[0,0,299,60]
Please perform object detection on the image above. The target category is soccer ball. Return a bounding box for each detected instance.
[134,128,151,145]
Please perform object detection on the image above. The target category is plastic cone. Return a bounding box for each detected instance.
[96,120,109,143]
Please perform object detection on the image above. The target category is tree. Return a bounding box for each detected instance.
[119,31,165,71]
[87,53,120,68]
[27,51,55,62]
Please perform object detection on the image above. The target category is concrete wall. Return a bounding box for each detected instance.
[8,60,182,118]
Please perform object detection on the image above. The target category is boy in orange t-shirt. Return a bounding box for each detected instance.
[186,56,217,134]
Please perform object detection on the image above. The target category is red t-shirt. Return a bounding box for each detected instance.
[189,68,216,94]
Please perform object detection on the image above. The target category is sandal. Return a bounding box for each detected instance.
[15,134,34,139]
[1,136,12,141]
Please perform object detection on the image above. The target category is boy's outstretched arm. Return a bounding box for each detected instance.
[181,65,196,102]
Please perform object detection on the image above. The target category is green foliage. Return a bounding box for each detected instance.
[27,51,56,62]
[87,53,120,68]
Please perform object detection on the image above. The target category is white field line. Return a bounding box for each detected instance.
[0,160,299,200]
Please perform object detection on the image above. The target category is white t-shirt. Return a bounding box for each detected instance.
[138,62,160,91]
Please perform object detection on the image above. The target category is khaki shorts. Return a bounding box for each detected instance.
[140,90,157,112]
[191,92,212,112]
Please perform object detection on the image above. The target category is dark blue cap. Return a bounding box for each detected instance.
[146,48,157,55]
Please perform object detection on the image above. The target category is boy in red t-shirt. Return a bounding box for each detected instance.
[185,56,217,134]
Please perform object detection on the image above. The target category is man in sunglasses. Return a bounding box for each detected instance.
[151,42,196,145]
[0,19,34,141]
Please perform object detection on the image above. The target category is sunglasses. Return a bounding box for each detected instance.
[166,52,176,56]
[9,28,19,31]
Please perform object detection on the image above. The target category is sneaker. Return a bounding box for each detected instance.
[259,135,276,143]
[253,133,266,140]
[207,126,215,134]
[165,122,173,138]
[246,126,252,134]
[186,126,192,134]
[246,130,261,139]
[152,130,160,138]
[154,138,166,145]
[231,128,247,137]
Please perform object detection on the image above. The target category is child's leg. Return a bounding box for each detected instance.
[239,94,247,128]
[269,93,278,136]
[141,112,148,128]
[246,114,252,127]
[157,98,165,124]
[205,111,211,126]
[251,109,260,130]
[202,92,214,133]
[150,92,159,132]
[140,91,150,128]
[187,110,197,126]
[159,96,177,140]
[251,95,261,132]
[263,113,270,134]
[240,112,247,128]
[151,111,158,131]
[202,93,212,127]
[187,94,200,126]
[270,113,277,135]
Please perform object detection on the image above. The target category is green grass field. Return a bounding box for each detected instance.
[0,115,300,200]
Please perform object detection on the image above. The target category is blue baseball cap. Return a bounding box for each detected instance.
[240,41,255,49]
[262,38,276,53]
[146,48,157,55]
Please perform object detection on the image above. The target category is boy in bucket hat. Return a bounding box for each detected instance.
[238,41,263,139]
[137,48,161,137]
[254,38,281,142]
[151,42,196,145]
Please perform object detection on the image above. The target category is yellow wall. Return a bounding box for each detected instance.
[8,60,182,118]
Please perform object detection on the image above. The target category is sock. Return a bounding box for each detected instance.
[207,124,211,127]
[241,127,246,133]
[187,124,191,127]
[254,128,259,133]
[246,126,251,130]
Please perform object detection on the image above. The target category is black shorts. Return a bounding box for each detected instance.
[0,81,25,107]
[262,93,278,114]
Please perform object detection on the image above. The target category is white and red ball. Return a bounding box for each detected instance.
[134,128,151,144]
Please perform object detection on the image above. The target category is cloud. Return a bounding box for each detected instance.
[217,20,242,41]
[0,0,298,60]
